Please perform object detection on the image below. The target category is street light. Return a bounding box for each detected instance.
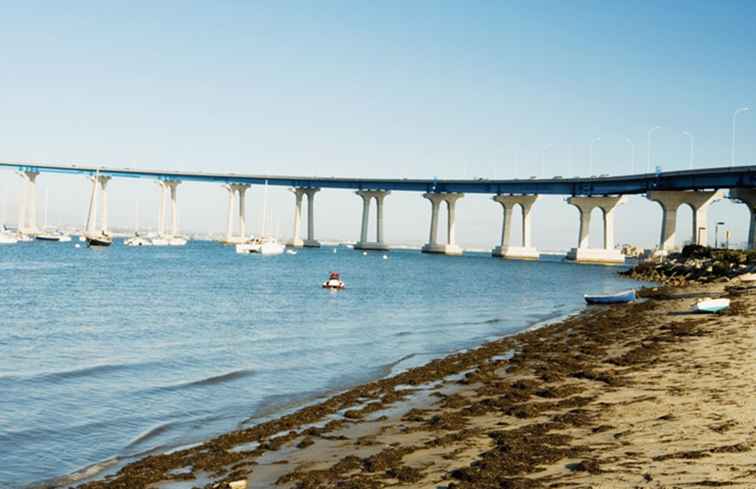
[715,221,725,248]
[541,144,553,178]
[589,137,600,176]
[731,107,750,167]
[625,137,635,174]
[682,131,694,170]
[647,126,661,173]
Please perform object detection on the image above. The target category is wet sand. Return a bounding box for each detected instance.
[75,282,756,489]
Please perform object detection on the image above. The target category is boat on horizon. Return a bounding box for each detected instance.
[0,225,18,244]
[36,232,72,242]
[124,234,152,247]
[86,233,113,247]
[584,289,636,305]
[235,236,285,255]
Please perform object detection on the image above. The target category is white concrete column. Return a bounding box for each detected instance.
[577,205,593,249]
[603,207,615,250]
[158,181,167,236]
[729,188,756,249]
[17,171,39,234]
[566,195,627,264]
[521,201,535,248]
[29,175,38,234]
[356,191,371,243]
[491,194,539,260]
[497,202,513,247]
[224,184,236,242]
[237,184,250,240]
[428,196,441,245]
[289,188,304,247]
[375,191,389,244]
[422,192,463,255]
[445,196,462,246]
[354,190,389,250]
[98,176,111,234]
[647,190,724,250]
[305,188,320,246]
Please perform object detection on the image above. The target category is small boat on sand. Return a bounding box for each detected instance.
[322,272,345,290]
[694,298,730,313]
[584,289,636,305]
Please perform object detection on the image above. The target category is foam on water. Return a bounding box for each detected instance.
[0,241,646,488]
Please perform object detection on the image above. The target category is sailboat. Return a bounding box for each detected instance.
[124,200,151,246]
[36,188,72,242]
[85,169,112,247]
[235,180,285,255]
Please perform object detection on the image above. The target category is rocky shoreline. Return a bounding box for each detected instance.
[68,252,756,489]
[621,245,756,286]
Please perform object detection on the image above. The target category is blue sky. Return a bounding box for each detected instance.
[0,1,754,249]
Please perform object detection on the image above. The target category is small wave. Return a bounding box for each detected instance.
[126,422,176,448]
[151,369,256,393]
[28,457,120,489]
[0,361,160,385]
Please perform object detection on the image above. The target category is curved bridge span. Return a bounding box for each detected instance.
[1,161,755,195]
[1,161,755,261]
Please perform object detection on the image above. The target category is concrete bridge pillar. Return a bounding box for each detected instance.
[162,180,180,237]
[16,170,39,235]
[221,183,250,243]
[288,188,305,247]
[224,184,237,242]
[421,192,464,256]
[647,190,724,251]
[355,190,390,251]
[566,195,627,264]
[304,188,320,247]
[491,194,539,260]
[237,184,249,240]
[729,188,756,249]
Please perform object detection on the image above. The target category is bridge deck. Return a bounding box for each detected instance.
[1,161,754,196]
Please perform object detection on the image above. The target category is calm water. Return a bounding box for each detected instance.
[0,241,644,488]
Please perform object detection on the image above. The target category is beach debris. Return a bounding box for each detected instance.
[229,481,247,489]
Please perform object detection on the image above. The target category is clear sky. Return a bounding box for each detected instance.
[0,1,754,249]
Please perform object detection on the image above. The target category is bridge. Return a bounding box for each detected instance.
[2,161,755,261]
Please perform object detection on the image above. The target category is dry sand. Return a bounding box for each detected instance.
[77,283,756,489]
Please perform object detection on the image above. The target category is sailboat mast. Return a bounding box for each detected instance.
[135,200,140,232]
[85,169,99,235]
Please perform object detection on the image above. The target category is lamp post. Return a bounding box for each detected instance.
[589,137,600,176]
[715,221,725,249]
[647,126,661,173]
[625,137,635,174]
[541,144,552,178]
[731,107,750,167]
[682,131,694,170]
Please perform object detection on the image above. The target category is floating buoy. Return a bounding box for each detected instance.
[74,244,81,248]
[362,251,368,256]
[383,255,388,260]
[333,248,337,253]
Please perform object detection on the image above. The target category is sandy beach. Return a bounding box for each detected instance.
[72,279,756,489]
